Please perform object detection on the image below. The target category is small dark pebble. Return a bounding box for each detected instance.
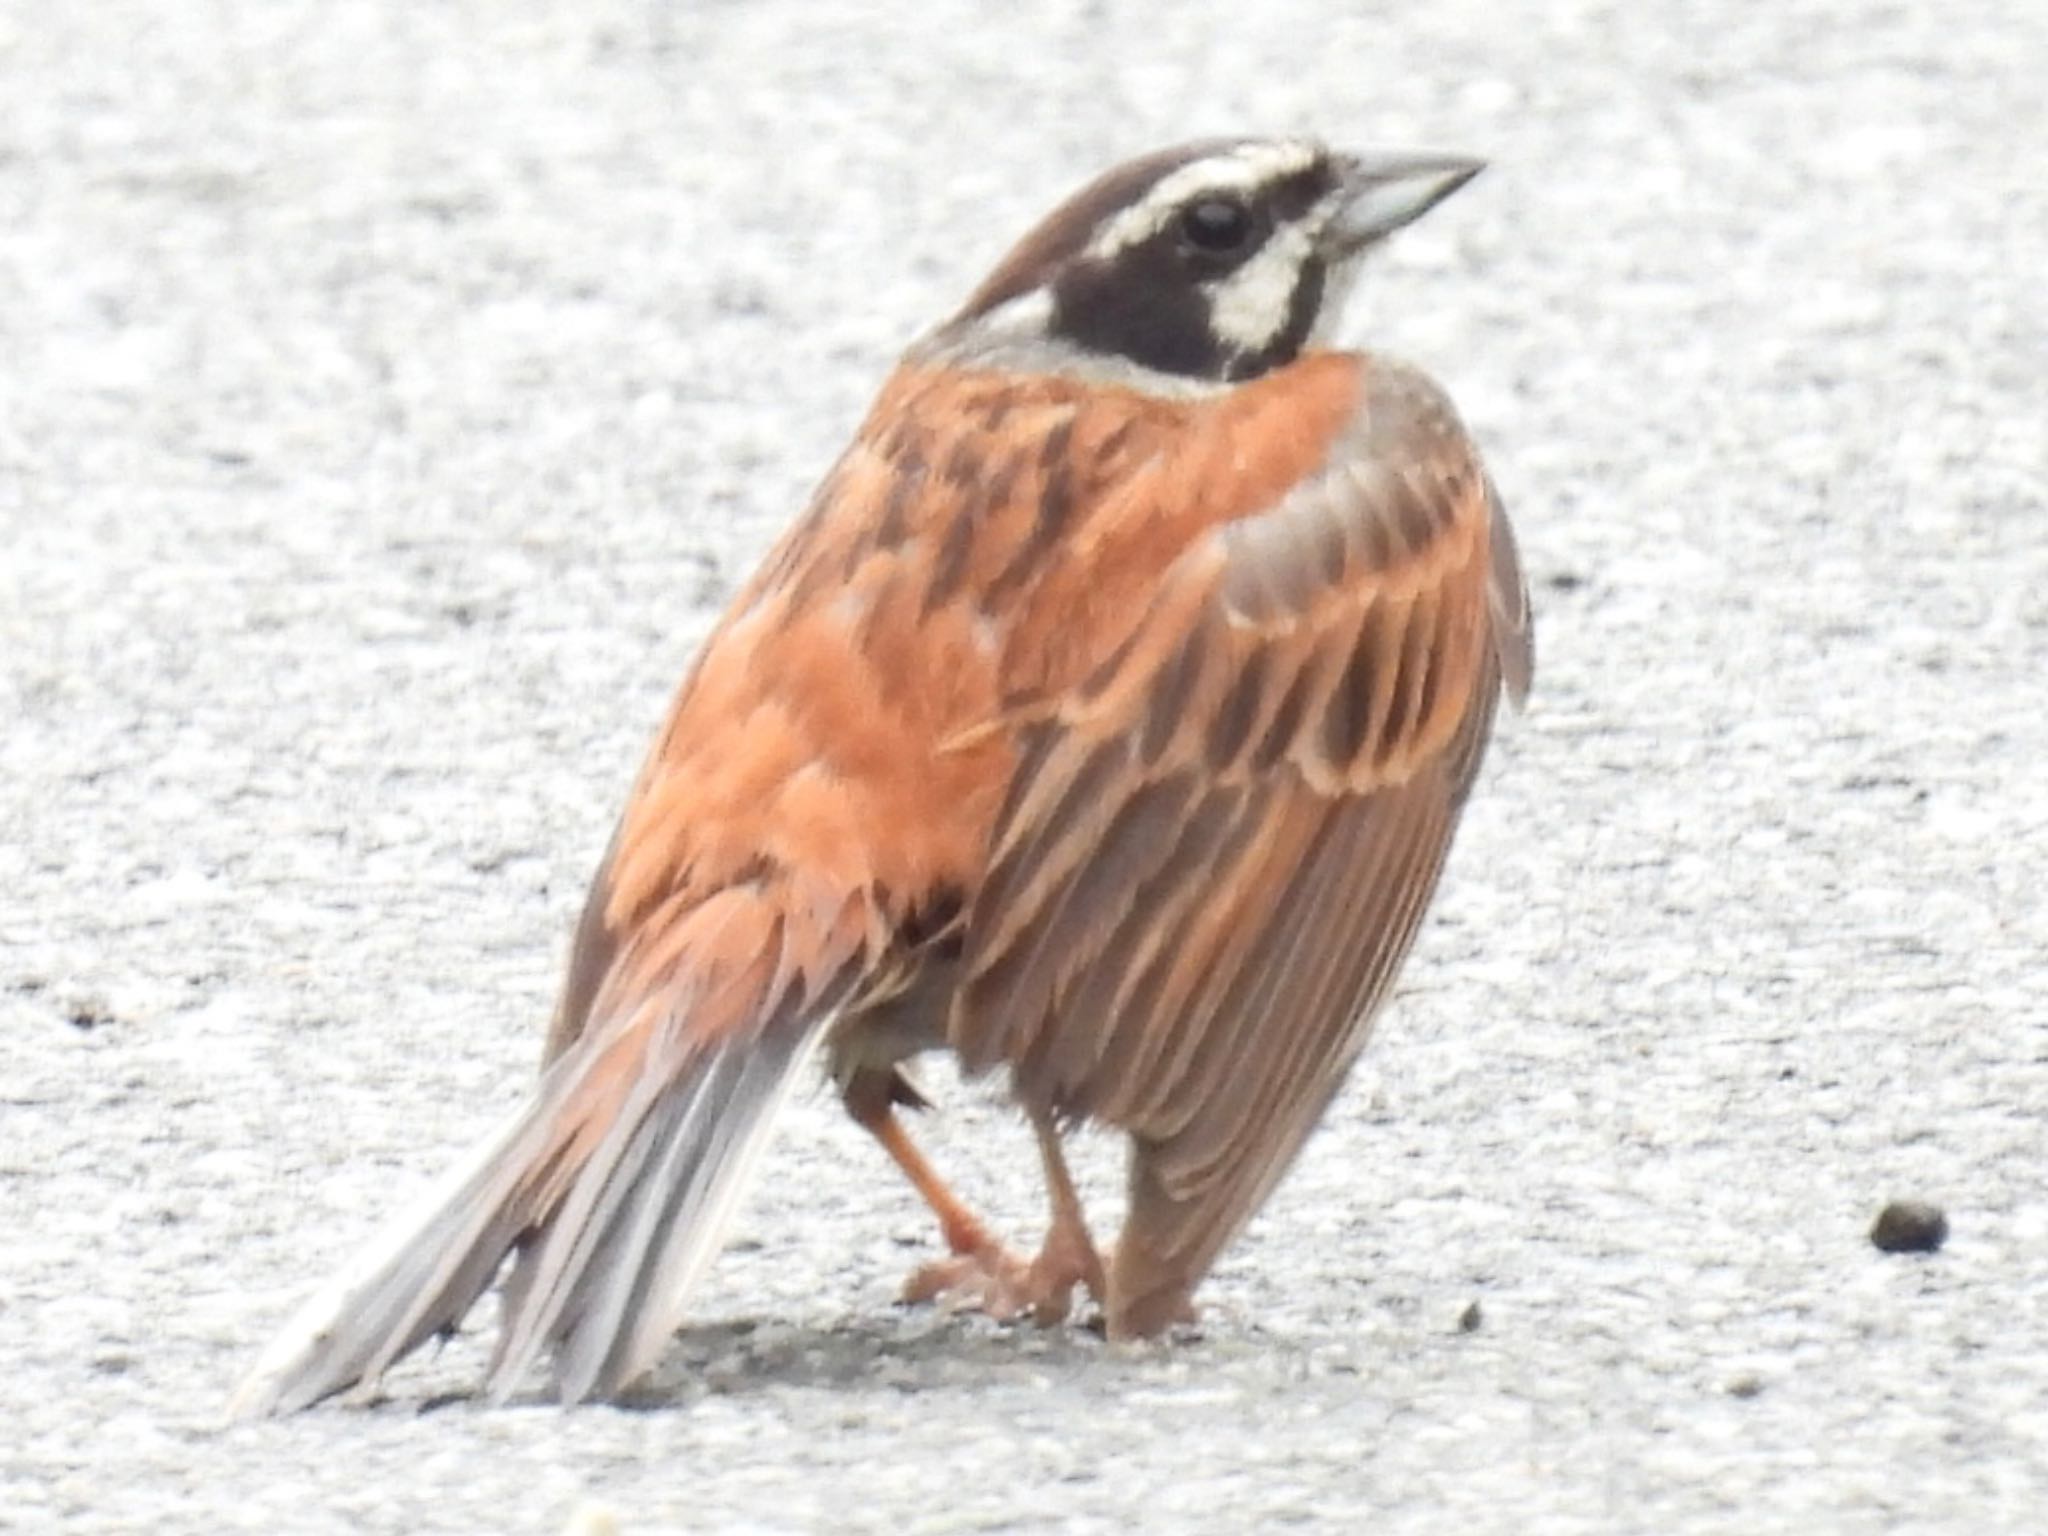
[64,994,117,1031]
[1457,1300,1483,1334]
[1871,1200,1948,1254]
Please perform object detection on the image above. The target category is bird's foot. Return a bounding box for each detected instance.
[901,1229,1109,1327]
[901,1240,1039,1321]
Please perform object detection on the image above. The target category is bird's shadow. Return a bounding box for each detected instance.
[407,1307,1223,1413]
[622,1310,1161,1406]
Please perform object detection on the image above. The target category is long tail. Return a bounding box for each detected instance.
[232,890,859,1416]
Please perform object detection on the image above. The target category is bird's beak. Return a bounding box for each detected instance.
[1324,152,1485,254]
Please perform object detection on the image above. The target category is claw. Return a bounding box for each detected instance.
[902,1241,1037,1319]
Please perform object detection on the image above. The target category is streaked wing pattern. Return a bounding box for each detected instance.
[953,359,1525,1331]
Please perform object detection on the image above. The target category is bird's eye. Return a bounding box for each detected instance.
[1179,196,1253,254]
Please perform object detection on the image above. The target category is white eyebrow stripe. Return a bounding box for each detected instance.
[1085,139,1321,259]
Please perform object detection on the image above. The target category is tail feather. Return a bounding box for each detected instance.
[229,1053,585,1417]
[231,997,838,1418]
[232,867,881,1418]
[488,1019,816,1403]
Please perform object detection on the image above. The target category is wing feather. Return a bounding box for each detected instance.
[952,357,1528,1323]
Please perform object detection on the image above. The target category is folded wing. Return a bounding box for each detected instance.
[951,359,1530,1333]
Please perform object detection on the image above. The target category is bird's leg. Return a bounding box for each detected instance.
[1020,1107,1108,1326]
[844,1072,1109,1326]
[842,1070,1033,1315]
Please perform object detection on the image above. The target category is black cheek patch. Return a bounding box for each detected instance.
[1051,251,1229,379]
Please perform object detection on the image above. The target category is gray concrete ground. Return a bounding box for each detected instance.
[3,2,2045,1531]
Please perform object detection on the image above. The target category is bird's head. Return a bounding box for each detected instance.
[921,137,1482,388]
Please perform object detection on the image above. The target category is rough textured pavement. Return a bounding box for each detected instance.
[4,3,2045,1532]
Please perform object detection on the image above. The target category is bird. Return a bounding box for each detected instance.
[233,135,1533,1416]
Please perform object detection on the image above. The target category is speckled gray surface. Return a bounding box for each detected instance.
[4,3,2046,1532]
